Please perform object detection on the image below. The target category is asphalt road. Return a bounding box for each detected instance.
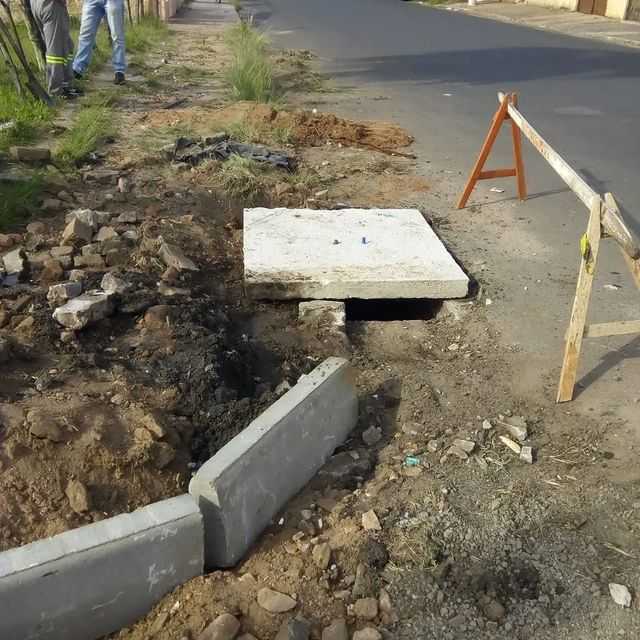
[252,0,640,235]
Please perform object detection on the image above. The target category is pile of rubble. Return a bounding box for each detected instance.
[1,208,200,337]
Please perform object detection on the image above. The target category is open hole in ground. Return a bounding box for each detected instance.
[345,298,441,321]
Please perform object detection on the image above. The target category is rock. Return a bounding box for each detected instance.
[117,177,129,193]
[51,245,74,258]
[105,249,129,267]
[65,208,102,230]
[117,211,141,224]
[237,636,258,640]
[313,542,332,570]
[352,628,381,640]
[299,300,346,332]
[482,419,493,430]
[158,282,191,297]
[53,292,114,330]
[498,416,528,442]
[27,409,63,442]
[445,444,469,461]
[0,234,15,248]
[101,272,132,295]
[81,243,102,256]
[9,146,51,162]
[2,247,26,276]
[42,198,63,213]
[62,217,93,245]
[520,445,534,464]
[69,269,86,282]
[58,190,74,203]
[354,598,378,621]
[27,250,51,270]
[198,613,241,640]
[95,226,118,242]
[275,617,310,640]
[498,435,521,455]
[319,451,373,489]
[144,305,172,330]
[159,241,198,272]
[609,583,632,607]
[83,168,120,184]
[150,442,176,469]
[482,599,506,622]
[378,590,392,615]
[426,439,440,453]
[74,254,106,269]
[123,229,139,242]
[361,510,381,531]
[453,438,475,453]
[257,587,297,613]
[362,426,382,446]
[322,620,348,640]
[65,479,91,514]
[141,411,166,439]
[26,221,47,235]
[47,281,83,307]
[352,563,375,599]
[40,259,64,284]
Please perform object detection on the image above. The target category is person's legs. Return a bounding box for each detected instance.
[105,0,127,77]
[31,0,71,95]
[72,0,105,77]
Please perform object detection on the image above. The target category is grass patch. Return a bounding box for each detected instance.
[126,17,169,53]
[56,93,116,168]
[225,22,276,102]
[0,175,43,231]
[216,155,268,202]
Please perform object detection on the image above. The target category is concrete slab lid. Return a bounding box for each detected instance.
[243,208,469,299]
[0,494,199,577]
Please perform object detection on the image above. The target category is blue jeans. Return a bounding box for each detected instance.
[73,0,126,75]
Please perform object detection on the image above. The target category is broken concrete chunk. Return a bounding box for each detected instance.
[65,479,91,514]
[362,509,381,531]
[65,208,101,230]
[47,281,83,307]
[101,272,132,295]
[62,217,93,245]
[197,613,240,640]
[354,597,378,621]
[520,445,534,464]
[257,587,296,613]
[499,435,522,455]
[52,292,114,330]
[95,226,119,242]
[105,249,129,267]
[312,542,332,570]
[81,243,102,256]
[51,245,74,258]
[74,254,106,269]
[10,146,51,163]
[352,629,382,640]
[159,241,199,272]
[498,416,528,442]
[453,438,475,454]
[117,211,142,224]
[40,259,64,284]
[609,583,632,608]
[2,247,26,276]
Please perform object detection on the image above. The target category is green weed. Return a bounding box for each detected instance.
[216,155,266,202]
[126,17,169,53]
[225,22,276,102]
[56,94,115,167]
[0,175,43,231]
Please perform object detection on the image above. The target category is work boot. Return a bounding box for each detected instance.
[114,72,126,85]
[59,89,79,101]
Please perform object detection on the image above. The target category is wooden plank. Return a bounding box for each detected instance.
[478,168,516,179]
[557,199,602,403]
[584,320,640,338]
[604,193,640,290]
[497,93,639,259]
[457,98,510,209]
[510,94,527,201]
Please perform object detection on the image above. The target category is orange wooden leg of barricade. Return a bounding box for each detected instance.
[457,93,527,209]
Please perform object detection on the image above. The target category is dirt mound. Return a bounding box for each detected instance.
[274,110,414,151]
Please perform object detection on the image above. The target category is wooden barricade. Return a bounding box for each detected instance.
[458,92,640,402]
